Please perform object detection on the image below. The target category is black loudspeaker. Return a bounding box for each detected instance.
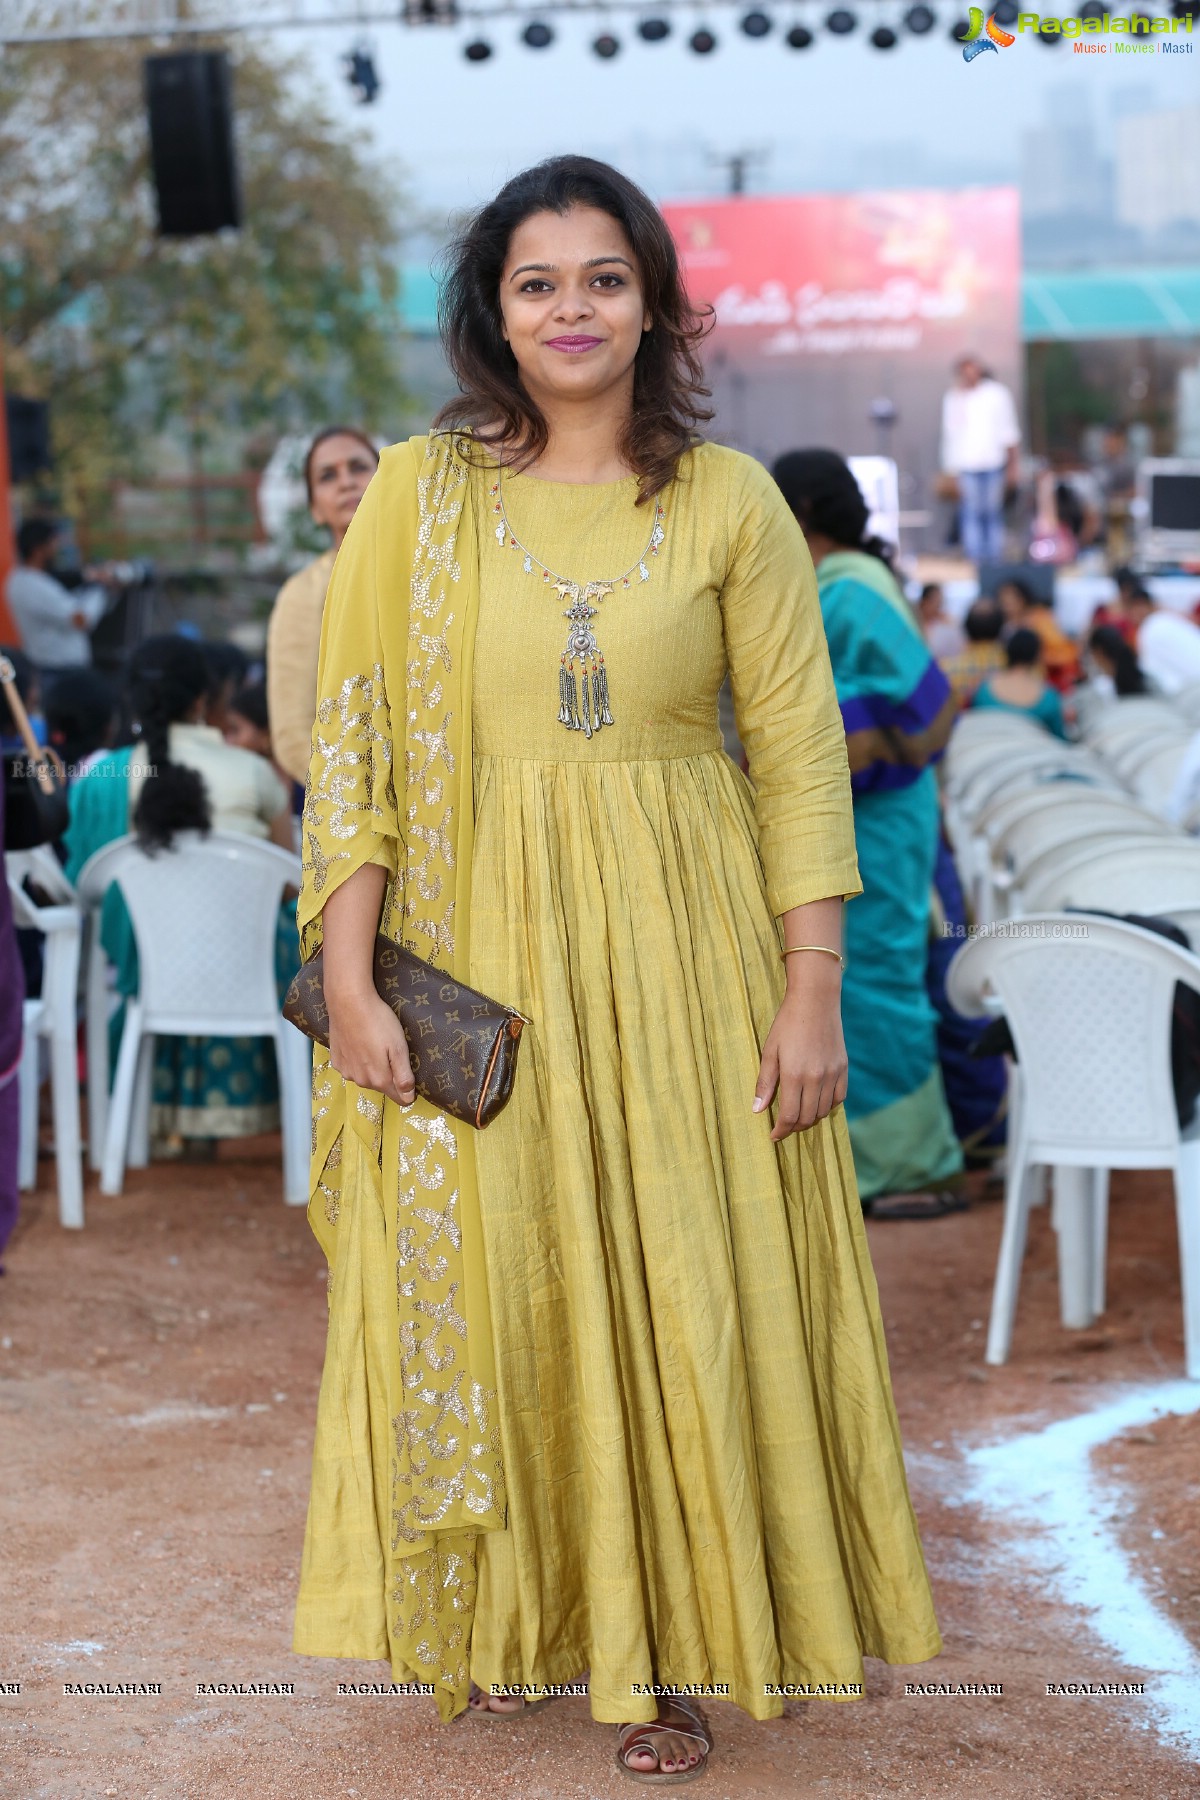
[144,51,241,237]
[4,396,52,481]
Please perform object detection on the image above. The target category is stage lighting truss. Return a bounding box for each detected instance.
[5,0,1185,53]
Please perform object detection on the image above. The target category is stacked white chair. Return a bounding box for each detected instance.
[76,832,310,1209]
[978,794,1171,924]
[1020,838,1200,918]
[1131,739,1198,815]
[947,914,1200,1376]
[6,853,84,1229]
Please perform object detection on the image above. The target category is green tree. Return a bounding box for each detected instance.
[0,36,407,538]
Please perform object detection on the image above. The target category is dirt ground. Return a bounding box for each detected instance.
[2,1147,1198,1800]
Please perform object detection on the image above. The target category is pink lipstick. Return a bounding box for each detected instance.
[546,335,604,353]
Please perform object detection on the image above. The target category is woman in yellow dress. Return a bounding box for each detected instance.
[293,156,941,1783]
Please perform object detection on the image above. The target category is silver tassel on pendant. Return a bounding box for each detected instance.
[558,589,614,736]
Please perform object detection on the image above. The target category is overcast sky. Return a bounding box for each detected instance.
[275,15,1181,228]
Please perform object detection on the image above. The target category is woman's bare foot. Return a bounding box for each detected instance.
[467,1682,526,1715]
[617,1696,712,1780]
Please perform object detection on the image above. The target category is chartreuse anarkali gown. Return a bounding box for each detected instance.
[293,437,941,1727]
[464,446,940,1716]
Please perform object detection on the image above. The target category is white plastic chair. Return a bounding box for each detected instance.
[1164,906,1200,950]
[1174,683,1200,726]
[944,736,1063,798]
[75,832,310,1206]
[7,875,84,1229]
[944,715,1047,771]
[992,815,1178,926]
[999,807,1173,877]
[960,784,1143,921]
[1133,741,1195,815]
[1019,839,1200,916]
[947,913,1200,1375]
[1083,701,1187,749]
[952,750,1114,834]
[1104,732,1193,787]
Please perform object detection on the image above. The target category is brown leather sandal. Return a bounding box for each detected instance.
[616,1696,712,1784]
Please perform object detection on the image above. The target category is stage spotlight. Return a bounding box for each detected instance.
[904,3,935,28]
[992,0,1017,18]
[463,36,493,58]
[689,25,718,49]
[826,7,857,31]
[638,15,672,36]
[785,20,815,42]
[522,19,554,45]
[1079,0,1106,15]
[344,48,380,102]
[741,9,773,33]
[870,22,898,42]
[1170,0,1194,16]
[593,30,621,54]
[1127,10,1153,27]
[948,15,970,37]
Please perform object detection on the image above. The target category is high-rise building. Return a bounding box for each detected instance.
[1115,107,1200,235]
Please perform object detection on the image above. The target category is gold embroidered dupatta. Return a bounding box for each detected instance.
[292,434,505,1722]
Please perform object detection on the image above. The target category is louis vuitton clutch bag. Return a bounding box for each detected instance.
[282,935,527,1131]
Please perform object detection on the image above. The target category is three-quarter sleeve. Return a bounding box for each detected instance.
[720,459,861,915]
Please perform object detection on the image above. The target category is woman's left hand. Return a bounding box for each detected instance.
[753,978,848,1143]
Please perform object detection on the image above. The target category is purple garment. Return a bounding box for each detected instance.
[0,777,26,1255]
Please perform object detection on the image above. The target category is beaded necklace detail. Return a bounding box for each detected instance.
[490,464,666,738]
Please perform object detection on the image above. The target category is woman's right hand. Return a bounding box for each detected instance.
[327,989,416,1107]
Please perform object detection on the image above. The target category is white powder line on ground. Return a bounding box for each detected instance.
[965,1378,1200,1760]
[119,1402,236,1428]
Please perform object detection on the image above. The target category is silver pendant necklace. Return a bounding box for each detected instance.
[490,463,666,738]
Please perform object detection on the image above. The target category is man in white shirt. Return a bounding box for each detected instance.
[6,519,113,674]
[1122,590,1200,697]
[940,355,1022,567]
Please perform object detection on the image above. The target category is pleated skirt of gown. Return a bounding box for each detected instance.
[467,748,942,1724]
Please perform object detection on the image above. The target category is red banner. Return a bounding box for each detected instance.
[663,188,1020,366]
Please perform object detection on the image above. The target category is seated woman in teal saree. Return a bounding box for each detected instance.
[772,451,964,1218]
[63,636,298,1145]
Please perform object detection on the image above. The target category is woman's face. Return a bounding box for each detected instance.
[308,434,377,542]
[998,584,1025,623]
[224,712,272,756]
[497,205,651,414]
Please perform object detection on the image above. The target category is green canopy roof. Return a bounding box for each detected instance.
[1022,268,1200,340]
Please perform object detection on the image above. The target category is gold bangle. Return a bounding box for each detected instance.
[781,944,844,969]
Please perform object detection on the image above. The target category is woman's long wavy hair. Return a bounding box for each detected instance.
[433,155,713,503]
[128,635,213,855]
